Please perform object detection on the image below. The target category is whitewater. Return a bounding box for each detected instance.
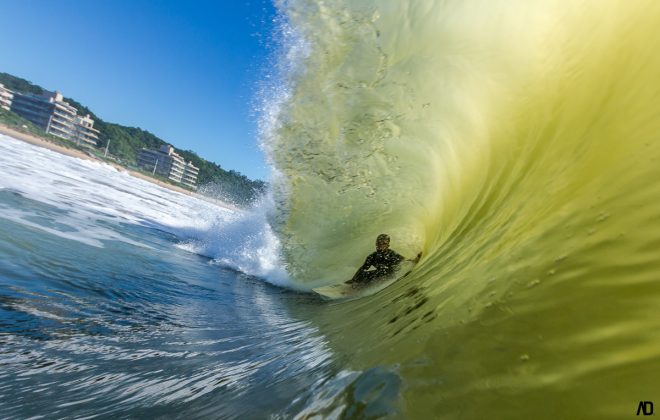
[4,0,660,418]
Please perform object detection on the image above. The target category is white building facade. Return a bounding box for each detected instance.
[10,90,98,147]
[0,84,13,111]
[137,144,199,189]
[72,114,100,148]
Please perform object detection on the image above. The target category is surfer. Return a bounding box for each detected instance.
[346,234,422,285]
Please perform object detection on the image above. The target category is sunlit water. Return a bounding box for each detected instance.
[263,1,660,418]
[0,136,350,419]
[5,0,660,418]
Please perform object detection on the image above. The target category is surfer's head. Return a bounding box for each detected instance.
[376,234,390,251]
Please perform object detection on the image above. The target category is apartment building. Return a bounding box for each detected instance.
[137,144,199,189]
[0,84,13,111]
[181,162,200,190]
[10,90,99,147]
[11,90,77,140]
[72,114,100,148]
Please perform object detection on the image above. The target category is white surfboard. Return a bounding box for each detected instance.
[313,262,414,300]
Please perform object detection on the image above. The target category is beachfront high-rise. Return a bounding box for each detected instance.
[72,114,100,148]
[181,162,200,190]
[10,90,99,148]
[11,91,76,139]
[0,83,13,111]
[137,145,199,189]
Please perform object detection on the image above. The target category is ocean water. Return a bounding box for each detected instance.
[0,135,333,418]
[4,0,660,418]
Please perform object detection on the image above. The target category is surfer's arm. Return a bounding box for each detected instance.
[391,250,419,264]
[347,255,374,283]
[348,270,361,283]
[354,259,372,276]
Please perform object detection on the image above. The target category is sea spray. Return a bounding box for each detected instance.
[176,193,292,287]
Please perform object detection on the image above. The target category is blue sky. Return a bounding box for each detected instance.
[0,0,278,180]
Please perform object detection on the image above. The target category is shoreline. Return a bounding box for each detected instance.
[0,124,240,213]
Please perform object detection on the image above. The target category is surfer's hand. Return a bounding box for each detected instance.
[413,252,422,263]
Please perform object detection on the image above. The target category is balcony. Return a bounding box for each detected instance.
[49,124,72,137]
[54,110,74,120]
[49,123,70,133]
[75,127,99,139]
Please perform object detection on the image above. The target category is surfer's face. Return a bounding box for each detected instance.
[376,240,389,251]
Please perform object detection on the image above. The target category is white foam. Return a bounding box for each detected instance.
[180,195,291,287]
[0,134,292,287]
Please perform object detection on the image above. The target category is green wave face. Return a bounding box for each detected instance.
[268,1,660,417]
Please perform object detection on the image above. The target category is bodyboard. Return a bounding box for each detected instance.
[313,262,414,300]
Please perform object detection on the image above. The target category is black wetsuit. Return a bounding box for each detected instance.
[352,249,405,284]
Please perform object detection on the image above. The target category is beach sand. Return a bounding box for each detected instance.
[0,124,239,212]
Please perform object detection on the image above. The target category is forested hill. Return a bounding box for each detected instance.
[0,72,266,206]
